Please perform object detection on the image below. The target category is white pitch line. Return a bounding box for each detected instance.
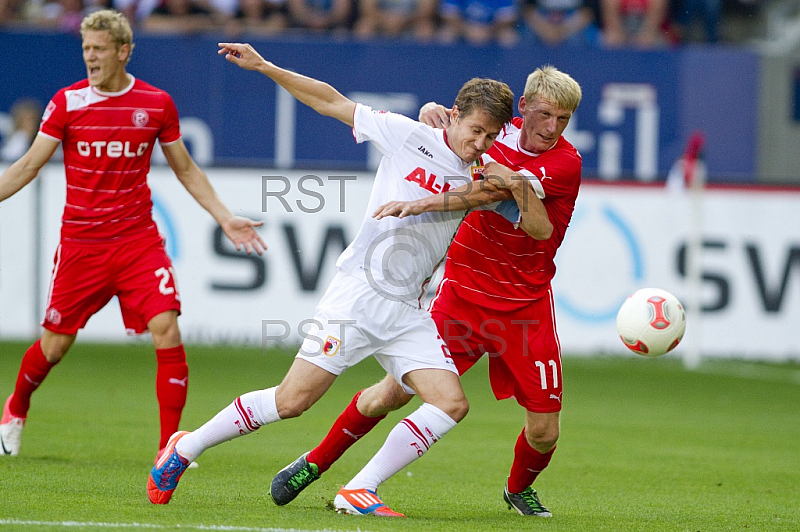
[0,519,365,532]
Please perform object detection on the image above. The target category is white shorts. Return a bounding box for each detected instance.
[296,270,457,394]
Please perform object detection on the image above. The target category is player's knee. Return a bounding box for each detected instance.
[41,341,68,364]
[275,397,308,419]
[274,386,316,419]
[360,392,408,417]
[40,333,74,363]
[454,397,470,422]
[358,382,413,417]
[148,311,181,347]
[525,424,559,451]
[442,396,469,423]
[41,348,67,364]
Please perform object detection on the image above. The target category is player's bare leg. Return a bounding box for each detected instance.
[178,358,337,460]
[149,311,182,349]
[2,331,74,457]
[504,410,559,517]
[271,374,413,505]
[358,374,415,416]
[334,369,467,516]
[40,330,77,363]
[149,359,337,504]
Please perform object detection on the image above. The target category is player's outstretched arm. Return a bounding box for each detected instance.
[372,180,510,220]
[218,42,356,127]
[162,139,267,255]
[483,161,552,240]
[0,135,59,203]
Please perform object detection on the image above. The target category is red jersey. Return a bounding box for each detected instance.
[438,116,581,310]
[39,76,181,243]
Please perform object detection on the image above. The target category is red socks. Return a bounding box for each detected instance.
[307,391,386,473]
[507,427,555,493]
[155,345,188,450]
[8,340,188,451]
[9,340,57,418]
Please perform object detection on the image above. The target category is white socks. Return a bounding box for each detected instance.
[344,403,456,492]
[176,387,280,461]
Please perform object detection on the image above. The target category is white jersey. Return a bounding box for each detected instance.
[336,104,481,307]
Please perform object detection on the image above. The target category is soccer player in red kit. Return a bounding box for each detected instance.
[270,66,582,517]
[0,9,265,460]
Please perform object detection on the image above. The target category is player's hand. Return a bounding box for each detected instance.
[218,43,268,71]
[372,200,425,219]
[418,102,451,129]
[222,216,267,254]
[483,161,518,189]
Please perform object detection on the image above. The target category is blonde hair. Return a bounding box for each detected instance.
[524,66,582,112]
[80,10,135,64]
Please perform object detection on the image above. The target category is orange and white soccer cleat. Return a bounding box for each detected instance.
[333,487,405,517]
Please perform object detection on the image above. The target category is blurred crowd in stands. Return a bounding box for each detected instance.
[0,0,762,47]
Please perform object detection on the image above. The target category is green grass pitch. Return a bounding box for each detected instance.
[1,340,799,531]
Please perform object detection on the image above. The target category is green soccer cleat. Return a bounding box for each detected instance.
[503,482,552,517]
[270,452,320,505]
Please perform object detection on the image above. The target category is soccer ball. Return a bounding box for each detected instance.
[616,288,686,357]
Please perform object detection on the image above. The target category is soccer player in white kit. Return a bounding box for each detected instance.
[147,42,514,516]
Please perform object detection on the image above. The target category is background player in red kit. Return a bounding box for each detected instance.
[0,9,265,460]
[270,65,582,517]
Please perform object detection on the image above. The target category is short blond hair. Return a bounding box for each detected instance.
[80,10,135,64]
[524,66,582,113]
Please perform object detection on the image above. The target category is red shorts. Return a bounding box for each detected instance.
[43,234,181,335]
[430,285,562,412]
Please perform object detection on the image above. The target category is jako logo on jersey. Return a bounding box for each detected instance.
[404,167,451,194]
[77,140,149,158]
[323,335,341,357]
[132,109,149,127]
[417,145,433,158]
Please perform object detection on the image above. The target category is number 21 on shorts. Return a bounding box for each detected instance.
[155,266,181,301]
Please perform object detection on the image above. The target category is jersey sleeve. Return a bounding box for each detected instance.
[474,153,544,224]
[490,150,579,225]
[38,91,67,142]
[526,148,581,201]
[158,93,182,145]
[517,168,546,199]
[352,103,419,157]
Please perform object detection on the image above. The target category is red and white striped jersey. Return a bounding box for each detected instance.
[39,76,181,243]
[437,116,581,311]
